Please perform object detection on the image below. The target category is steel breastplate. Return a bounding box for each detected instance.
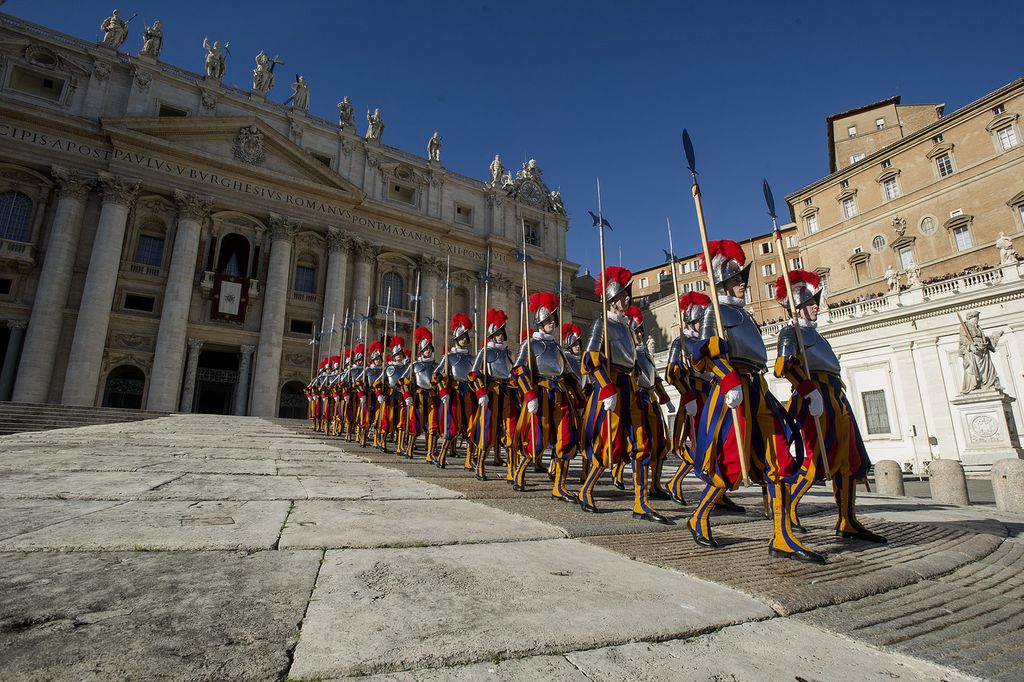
[483,347,512,380]
[801,327,841,375]
[385,363,408,388]
[531,339,566,379]
[708,303,767,369]
[362,366,383,385]
[413,360,437,389]
[562,351,584,384]
[447,352,473,383]
[585,317,636,371]
[635,347,657,389]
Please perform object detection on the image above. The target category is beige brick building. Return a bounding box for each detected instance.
[788,78,1024,305]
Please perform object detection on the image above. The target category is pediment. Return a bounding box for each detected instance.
[99,116,365,199]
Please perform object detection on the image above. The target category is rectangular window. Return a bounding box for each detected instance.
[310,152,332,167]
[761,263,776,276]
[805,213,818,234]
[680,261,690,274]
[695,280,706,291]
[932,134,944,144]
[790,257,802,269]
[950,208,963,218]
[898,246,914,269]
[803,198,813,206]
[388,183,416,205]
[850,153,865,163]
[682,282,692,292]
[786,235,799,247]
[760,242,772,254]
[692,259,701,270]
[875,118,886,130]
[639,276,649,288]
[524,220,542,246]
[294,265,316,293]
[993,104,1006,115]
[840,179,850,189]
[881,159,891,169]
[883,177,900,201]
[861,390,891,435]
[289,319,314,335]
[997,125,1018,151]
[124,293,155,313]
[765,283,776,299]
[454,203,473,227]
[9,66,66,102]
[134,235,164,266]
[936,153,954,177]
[158,103,189,117]
[842,197,857,219]
[953,226,972,251]
[847,125,857,137]
[0,277,12,295]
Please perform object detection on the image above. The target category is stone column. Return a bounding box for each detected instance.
[61,172,141,406]
[320,228,353,362]
[147,190,213,412]
[233,344,256,415]
[250,214,298,417]
[419,256,442,330]
[12,167,94,403]
[178,337,204,412]
[350,239,380,336]
[0,320,28,400]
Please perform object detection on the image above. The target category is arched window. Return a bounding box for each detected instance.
[380,271,404,309]
[278,381,307,419]
[101,365,146,409]
[216,233,250,277]
[294,254,317,293]
[0,191,33,242]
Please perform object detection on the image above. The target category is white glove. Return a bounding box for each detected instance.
[724,386,743,409]
[359,396,366,406]
[807,389,824,417]
[376,395,385,404]
[684,399,697,416]
[404,397,413,407]
[478,395,489,408]
[603,394,618,412]
[441,395,449,406]
[527,398,538,414]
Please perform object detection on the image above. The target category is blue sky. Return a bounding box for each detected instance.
[14,1,1020,274]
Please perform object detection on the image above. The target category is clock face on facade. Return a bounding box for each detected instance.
[520,181,543,206]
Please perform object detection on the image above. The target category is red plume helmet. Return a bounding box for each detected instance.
[699,240,749,288]
[450,313,473,339]
[414,326,433,354]
[529,292,559,327]
[624,305,644,331]
[678,291,712,324]
[774,269,822,308]
[562,323,583,348]
[368,340,384,359]
[353,343,365,360]
[595,266,632,304]
[485,308,508,338]
[389,335,406,358]
[520,327,530,342]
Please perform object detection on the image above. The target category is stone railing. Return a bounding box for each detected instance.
[921,268,1002,299]
[291,290,321,304]
[0,238,35,270]
[760,321,785,337]
[125,261,163,278]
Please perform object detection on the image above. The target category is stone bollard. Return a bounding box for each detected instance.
[874,460,905,496]
[992,458,1024,513]
[929,459,970,506]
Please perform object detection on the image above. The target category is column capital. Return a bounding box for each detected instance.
[51,165,94,201]
[326,228,354,254]
[240,344,257,355]
[173,189,214,222]
[352,238,382,259]
[421,255,445,277]
[96,171,142,208]
[267,213,299,242]
[187,337,205,351]
[6,319,28,331]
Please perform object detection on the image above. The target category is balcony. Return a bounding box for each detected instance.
[200,271,260,300]
[123,261,163,278]
[291,290,322,305]
[0,238,35,272]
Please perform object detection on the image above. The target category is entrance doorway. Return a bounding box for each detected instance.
[102,365,146,409]
[278,381,306,419]
[193,350,239,415]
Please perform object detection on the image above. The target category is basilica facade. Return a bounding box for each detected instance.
[0,12,576,417]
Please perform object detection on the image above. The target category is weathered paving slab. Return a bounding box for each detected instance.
[0,471,183,500]
[562,618,981,682]
[279,499,563,548]
[136,473,309,500]
[0,452,181,473]
[797,539,1024,681]
[0,500,291,551]
[0,549,321,681]
[584,516,1006,615]
[288,539,774,679]
[296,474,462,501]
[358,655,588,681]
[0,500,122,541]
[275,460,412,477]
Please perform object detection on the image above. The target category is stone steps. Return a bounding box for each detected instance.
[0,401,168,436]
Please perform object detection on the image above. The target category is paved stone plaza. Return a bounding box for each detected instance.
[1,415,1021,681]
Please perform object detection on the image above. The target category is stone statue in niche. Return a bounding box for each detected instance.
[100,9,130,49]
[139,20,162,58]
[959,310,1004,394]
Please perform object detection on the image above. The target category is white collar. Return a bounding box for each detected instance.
[683,328,699,339]
[532,331,553,341]
[798,318,817,329]
[486,341,506,349]
[608,311,626,324]
[452,346,469,354]
[718,294,746,307]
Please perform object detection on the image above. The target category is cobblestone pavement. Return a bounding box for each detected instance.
[1,415,1019,680]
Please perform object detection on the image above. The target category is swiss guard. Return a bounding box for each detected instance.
[357,340,385,447]
[470,308,516,481]
[340,344,364,442]
[308,358,328,429]
[405,326,439,461]
[374,336,409,453]
[689,240,823,563]
[580,266,670,524]
[511,292,581,499]
[433,313,476,468]
[773,270,886,544]
[624,305,673,500]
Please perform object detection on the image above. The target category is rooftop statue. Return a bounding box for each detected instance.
[100,9,130,49]
[139,20,162,59]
